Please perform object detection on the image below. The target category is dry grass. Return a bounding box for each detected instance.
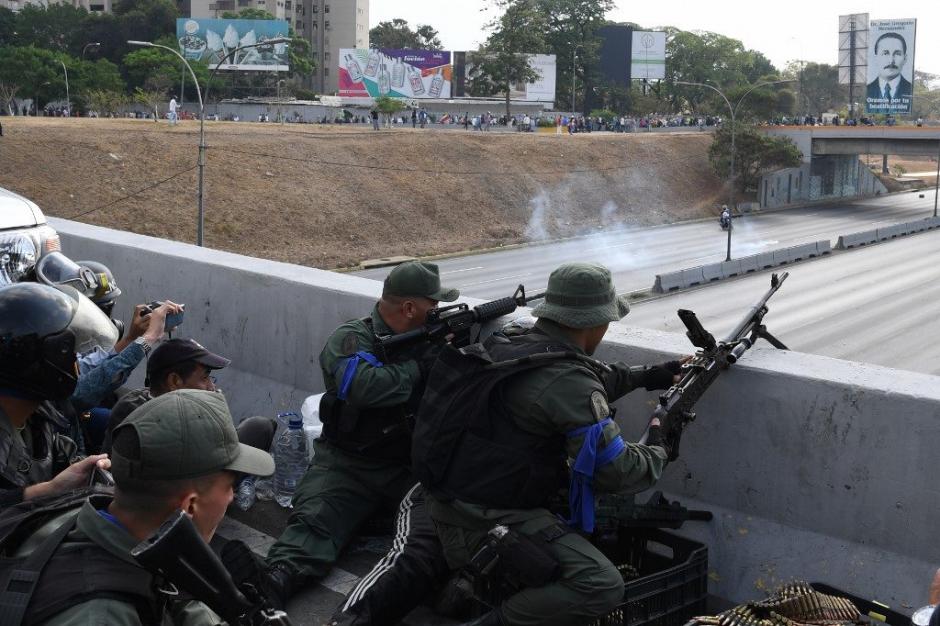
[0,118,724,268]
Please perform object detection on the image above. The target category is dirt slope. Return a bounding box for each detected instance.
[0,119,724,268]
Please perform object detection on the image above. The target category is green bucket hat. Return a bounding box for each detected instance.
[383,261,459,302]
[111,389,274,483]
[530,263,629,329]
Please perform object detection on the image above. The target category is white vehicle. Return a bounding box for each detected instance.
[0,186,61,284]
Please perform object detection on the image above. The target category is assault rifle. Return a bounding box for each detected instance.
[132,510,292,626]
[641,272,789,460]
[593,491,713,540]
[375,284,546,359]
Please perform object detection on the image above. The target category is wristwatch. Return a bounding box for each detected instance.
[134,336,154,356]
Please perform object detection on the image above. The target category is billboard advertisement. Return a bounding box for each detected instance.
[338,49,452,99]
[865,18,916,115]
[453,53,556,102]
[176,18,290,72]
[631,31,666,80]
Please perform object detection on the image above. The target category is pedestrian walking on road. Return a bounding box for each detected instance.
[370,108,379,131]
[168,96,178,125]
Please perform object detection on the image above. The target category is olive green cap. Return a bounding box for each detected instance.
[383,261,459,302]
[530,263,629,329]
[111,389,274,483]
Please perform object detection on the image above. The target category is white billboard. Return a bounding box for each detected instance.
[866,18,916,115]
[522,54,557,102]
[631,31,666,80]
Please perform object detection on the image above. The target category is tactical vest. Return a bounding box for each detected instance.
[0,490,167,626]
[413,330,608,510]
[319,318,424,463]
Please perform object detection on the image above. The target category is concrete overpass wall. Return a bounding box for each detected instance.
[760,157,887,209]
[53,217,939,609]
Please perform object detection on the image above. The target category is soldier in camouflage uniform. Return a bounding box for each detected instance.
[424,262,682,626]
[265,261,458,604]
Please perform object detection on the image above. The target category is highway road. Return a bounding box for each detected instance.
[626,226,940,375]
[355,192,938,299]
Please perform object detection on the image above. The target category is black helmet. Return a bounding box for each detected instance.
[76,260,121,306]
[0,282,80,400]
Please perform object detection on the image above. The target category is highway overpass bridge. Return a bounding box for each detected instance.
[764,126,940,162]
[758,127,939,209]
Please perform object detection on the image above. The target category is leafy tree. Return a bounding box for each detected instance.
[369,18,443,50]
[783,61,842,114]
[84,89,128,116]
[473,0,546,117]
[0,46,68,111]
[12,4,88,54]
[133,86,164,121]
[123,36,214,96]
[0,7,15,47]
[709,123,802,192]
[0,81,18,115]
[534,0,613,114]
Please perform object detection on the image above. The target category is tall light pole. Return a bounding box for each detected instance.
[676,79,797,261]
[571,44,583,115]
[129,38,288,246]
[933,138,939,218]
[59,60,70,118]
[81,42,100,60]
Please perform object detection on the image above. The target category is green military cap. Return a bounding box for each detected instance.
[111,389,274,483]
[530,263,629,329]
[383,261,459,302]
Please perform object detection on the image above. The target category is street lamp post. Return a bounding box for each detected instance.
[277,79,286,124]
[82,42,101,60]
[676,79,797,261]
[933,139,939,218]
[129,38,288,246]
[58,61,70,118]
[571,44,583,115]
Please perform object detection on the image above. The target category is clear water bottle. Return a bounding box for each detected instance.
[274,414,308,508]
[234,475,256,511]
[255,412,293,501]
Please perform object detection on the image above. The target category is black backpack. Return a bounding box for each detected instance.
[0,487,164,626]
[412,335,604,508]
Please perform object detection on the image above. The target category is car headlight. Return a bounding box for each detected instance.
[0,234,37,285]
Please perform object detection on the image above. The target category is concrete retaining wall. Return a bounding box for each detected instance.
[760,157,887,209]
[836,216,940,249]
[53,218,939,609]
[653,240,831,293]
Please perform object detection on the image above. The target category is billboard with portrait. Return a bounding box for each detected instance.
[865,18,916,115]
[631,31,666,80]
[176,18,290,72]
[338,49,452,99]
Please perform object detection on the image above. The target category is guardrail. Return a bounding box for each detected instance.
[836,216,940,249]
[653,240,831,293]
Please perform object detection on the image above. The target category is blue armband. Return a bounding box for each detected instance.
[566,417,626,533]
[336,351,384,400]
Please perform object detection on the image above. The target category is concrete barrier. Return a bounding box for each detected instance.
[53,218,940,608]
[836,229,879,249]
[653,240,831,293]
[702,263,724,282]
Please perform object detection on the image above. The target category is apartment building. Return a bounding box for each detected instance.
[292,0,368,94]
[1,0,112,12]
[186,0,287,20]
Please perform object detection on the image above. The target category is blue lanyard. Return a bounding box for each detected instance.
[565,417,625,533]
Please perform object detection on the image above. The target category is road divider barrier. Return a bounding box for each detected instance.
[652,240,831,293]
[835,216,940,249]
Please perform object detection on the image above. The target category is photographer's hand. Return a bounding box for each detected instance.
[143,300,182,345]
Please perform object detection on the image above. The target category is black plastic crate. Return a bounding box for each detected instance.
[592,529,709,626]
[810,582,911,626]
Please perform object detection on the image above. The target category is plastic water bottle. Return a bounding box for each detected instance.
[255,412,294,501]
[234,476,256,511]
[274,414,308,508]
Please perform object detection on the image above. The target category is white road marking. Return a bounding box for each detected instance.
[441,266,484,275]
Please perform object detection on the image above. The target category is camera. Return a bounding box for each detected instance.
[142,301,185,331]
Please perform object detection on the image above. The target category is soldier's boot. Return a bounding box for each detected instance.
[457,609,505,626]
[265,562,302,610]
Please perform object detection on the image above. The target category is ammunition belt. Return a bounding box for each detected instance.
[693,581,862,626]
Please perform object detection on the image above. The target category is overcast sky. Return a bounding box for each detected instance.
[370,1,940,76]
